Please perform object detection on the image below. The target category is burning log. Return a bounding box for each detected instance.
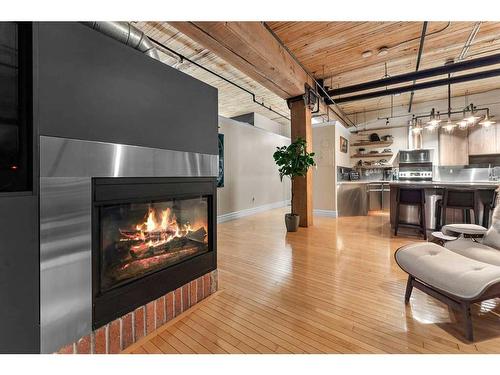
[185,227,207,243]
[128,236,206,260]
[119,228,177,241]
[110,245,208,282]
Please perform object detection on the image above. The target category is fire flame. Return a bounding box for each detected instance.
[119,207,207,255]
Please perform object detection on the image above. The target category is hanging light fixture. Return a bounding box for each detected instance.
[456,109,469,130]
[479,109,496,127]
[426,108,441,130]
[464,104,480,124]
[443,117,456,133]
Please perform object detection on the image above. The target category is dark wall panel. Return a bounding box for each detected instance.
[0,194,39,353]
[36,22,218,155]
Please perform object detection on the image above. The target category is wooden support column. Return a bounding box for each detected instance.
[290,99,313,227]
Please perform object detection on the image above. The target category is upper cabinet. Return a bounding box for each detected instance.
[468,124,497,155]
[439,128,469,166]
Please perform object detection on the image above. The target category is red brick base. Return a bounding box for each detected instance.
[57,270,217,354]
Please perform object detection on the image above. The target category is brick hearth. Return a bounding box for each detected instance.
[57,270,217,354]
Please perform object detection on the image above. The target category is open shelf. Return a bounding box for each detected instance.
[351,153,393,158]
[352,141,393,148]
[354,165,393,170]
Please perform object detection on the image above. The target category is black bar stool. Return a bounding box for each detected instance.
[394,187,427,240]
[482,190,497,228]
[440,188,479,227]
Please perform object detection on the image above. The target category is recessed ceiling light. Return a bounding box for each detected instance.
[377,47,389,56]
[361,50,373,58]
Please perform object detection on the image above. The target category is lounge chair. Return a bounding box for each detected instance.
[394,191,500,341]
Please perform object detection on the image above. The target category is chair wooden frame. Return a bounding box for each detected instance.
[395,247,500,342]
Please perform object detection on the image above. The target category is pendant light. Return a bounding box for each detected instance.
[426,108,440,131]
[443,117,456,133]
[456,109,468,130]
[479,109,496,127]
[464,104,480,124]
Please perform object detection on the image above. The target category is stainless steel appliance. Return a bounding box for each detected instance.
[337,183,368,216]
[368,182,390,211]
[399,149,432,164]
[398,149,433,181]
[398,170,433,180]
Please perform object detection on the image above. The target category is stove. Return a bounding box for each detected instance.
[398,149,434,181]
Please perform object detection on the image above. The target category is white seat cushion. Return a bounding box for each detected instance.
[445,239,500,266]
[395,242,500,299]
[442,224,488,236]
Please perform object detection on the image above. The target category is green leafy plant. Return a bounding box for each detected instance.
[273,137,316,215]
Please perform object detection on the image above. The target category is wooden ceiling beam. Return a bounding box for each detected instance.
[168,22,314,99]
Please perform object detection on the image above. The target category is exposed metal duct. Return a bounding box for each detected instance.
[82,22,159,60]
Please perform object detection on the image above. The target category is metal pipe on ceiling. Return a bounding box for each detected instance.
[332,67,500,103]
[82,21,160,60]
[327,52,500,97]
[408,21,428,112]
[457,22,482,62]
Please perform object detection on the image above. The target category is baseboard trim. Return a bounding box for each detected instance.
[313,209,338,218]
[218,200,289,223]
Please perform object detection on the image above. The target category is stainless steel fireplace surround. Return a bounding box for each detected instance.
[39,135,217,353]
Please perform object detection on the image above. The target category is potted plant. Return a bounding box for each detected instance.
[273,137,316,232]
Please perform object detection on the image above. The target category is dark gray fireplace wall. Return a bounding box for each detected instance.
[35,22,218,155]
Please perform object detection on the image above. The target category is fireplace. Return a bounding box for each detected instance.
[92,177,216,329]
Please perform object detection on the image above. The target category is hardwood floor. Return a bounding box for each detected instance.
[123,208,500,354]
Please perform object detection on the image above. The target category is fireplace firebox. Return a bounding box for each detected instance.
[92,177,216,329]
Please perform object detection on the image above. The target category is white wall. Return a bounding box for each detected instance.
[335,122,353,168]
[312,121,353,213]
[217,116,291,220]
[313,125,335,212]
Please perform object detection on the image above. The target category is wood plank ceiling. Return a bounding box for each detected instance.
[266,21,500,115]
[136,22,500,127]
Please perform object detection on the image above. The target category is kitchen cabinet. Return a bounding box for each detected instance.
[337,183,368,216]
[368,182,390,212]
[439,128,469,166]
[468,124,497,155]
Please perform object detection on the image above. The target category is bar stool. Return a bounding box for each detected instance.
[482,190,497,228]
[440,188,479,227]
[394,187,427,240]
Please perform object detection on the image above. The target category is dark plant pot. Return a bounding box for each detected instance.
[285,213,300,232]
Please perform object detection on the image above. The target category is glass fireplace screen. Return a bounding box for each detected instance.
[99,196,209,291]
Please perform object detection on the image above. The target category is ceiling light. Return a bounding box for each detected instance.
[362,50,373,58]
[457,119,469,130]
[463,104,480,124]
[425,122,438,131]
[377,47,389,56]
[465,114,480,124]
[479,112,496,127]
[426,108,441,129]
[443,119,456,133]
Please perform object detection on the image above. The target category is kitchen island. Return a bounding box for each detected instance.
[389,181,498,230]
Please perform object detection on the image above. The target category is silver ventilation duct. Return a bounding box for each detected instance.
[82,21,160,60]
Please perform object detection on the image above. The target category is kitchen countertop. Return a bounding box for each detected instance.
[337,180,389,185]
[388,181,499,188]
[337,180,499,188]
